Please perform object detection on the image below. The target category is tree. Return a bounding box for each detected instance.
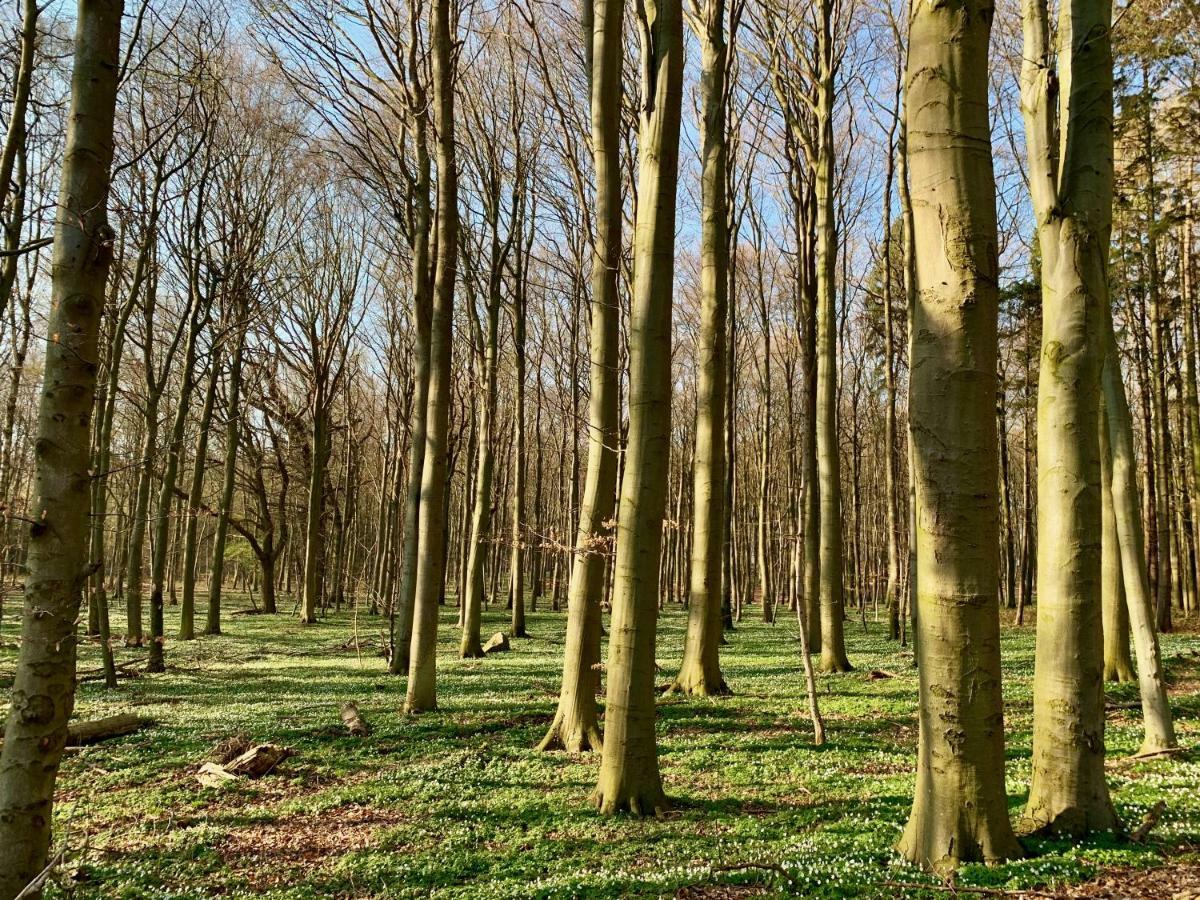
[592,0,684,816]
[0,1,124,892]
[896,0,1021,869]
[405,0,459,713]
[669,0,738,696]
[538,0,625,753]
[1019,0,1117,835]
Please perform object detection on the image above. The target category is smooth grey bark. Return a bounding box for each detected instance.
[405,0,459,713]
[593,0,684,816]
[0,2,123,892]
[897,0,1021,870]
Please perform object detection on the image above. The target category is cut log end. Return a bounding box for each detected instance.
[341,701,370,737]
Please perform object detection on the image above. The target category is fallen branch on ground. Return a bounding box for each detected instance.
[197,742,293,787]
[66,714,151,746]
[876,880,1060,898]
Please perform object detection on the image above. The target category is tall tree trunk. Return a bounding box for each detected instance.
[124,393,158,646]
[459,297,499,657]
[814,0,850,673]
[149,306,204,671]
[206,325,246,635]
[390,283,430,671]
[896,0,1021,869]
[593,0,683,816]
[538,0,624,753]
[180,352,219,639]
[300,404,328,624]
[510,271,529,637]
[405,0,458,713]
[1101,326,1178,754]
[1019,0,1116,835]
[671,0,730,696]
[0,2,123,891]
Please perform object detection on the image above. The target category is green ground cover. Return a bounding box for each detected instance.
[2,598,1197,898]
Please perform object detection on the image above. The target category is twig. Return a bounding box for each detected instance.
[16,802,78,899]
[1129,746,1186,761]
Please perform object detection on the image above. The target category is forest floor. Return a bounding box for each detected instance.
[1,597,1200,898]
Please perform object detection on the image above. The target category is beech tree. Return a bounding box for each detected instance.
[0,0,124,892]
[593,0,684,816]
[897,0,1021,869]
[1019,0,1117,835]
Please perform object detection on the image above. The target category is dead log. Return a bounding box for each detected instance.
[196,742,293,787]
[66,714,150,746]
[483,632,510,654]
[224,743,292,777]
[197,762,239,788]
[340,702,370,736]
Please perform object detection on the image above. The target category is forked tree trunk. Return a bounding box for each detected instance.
[0,2,123,892]
[897,0,1021,870]
[405,0,458,713]
[593,0,683,817]
[670,0,730,696]
[1019,0,1116,836]
[538,0,624,753]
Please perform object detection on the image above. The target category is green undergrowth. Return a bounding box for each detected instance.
[1,597,1198,898]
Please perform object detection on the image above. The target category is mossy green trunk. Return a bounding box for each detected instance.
[897,0,1021,870]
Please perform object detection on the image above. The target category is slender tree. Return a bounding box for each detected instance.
[670,0,737,696]
[406,0,459,713]
[538,0,624,752]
